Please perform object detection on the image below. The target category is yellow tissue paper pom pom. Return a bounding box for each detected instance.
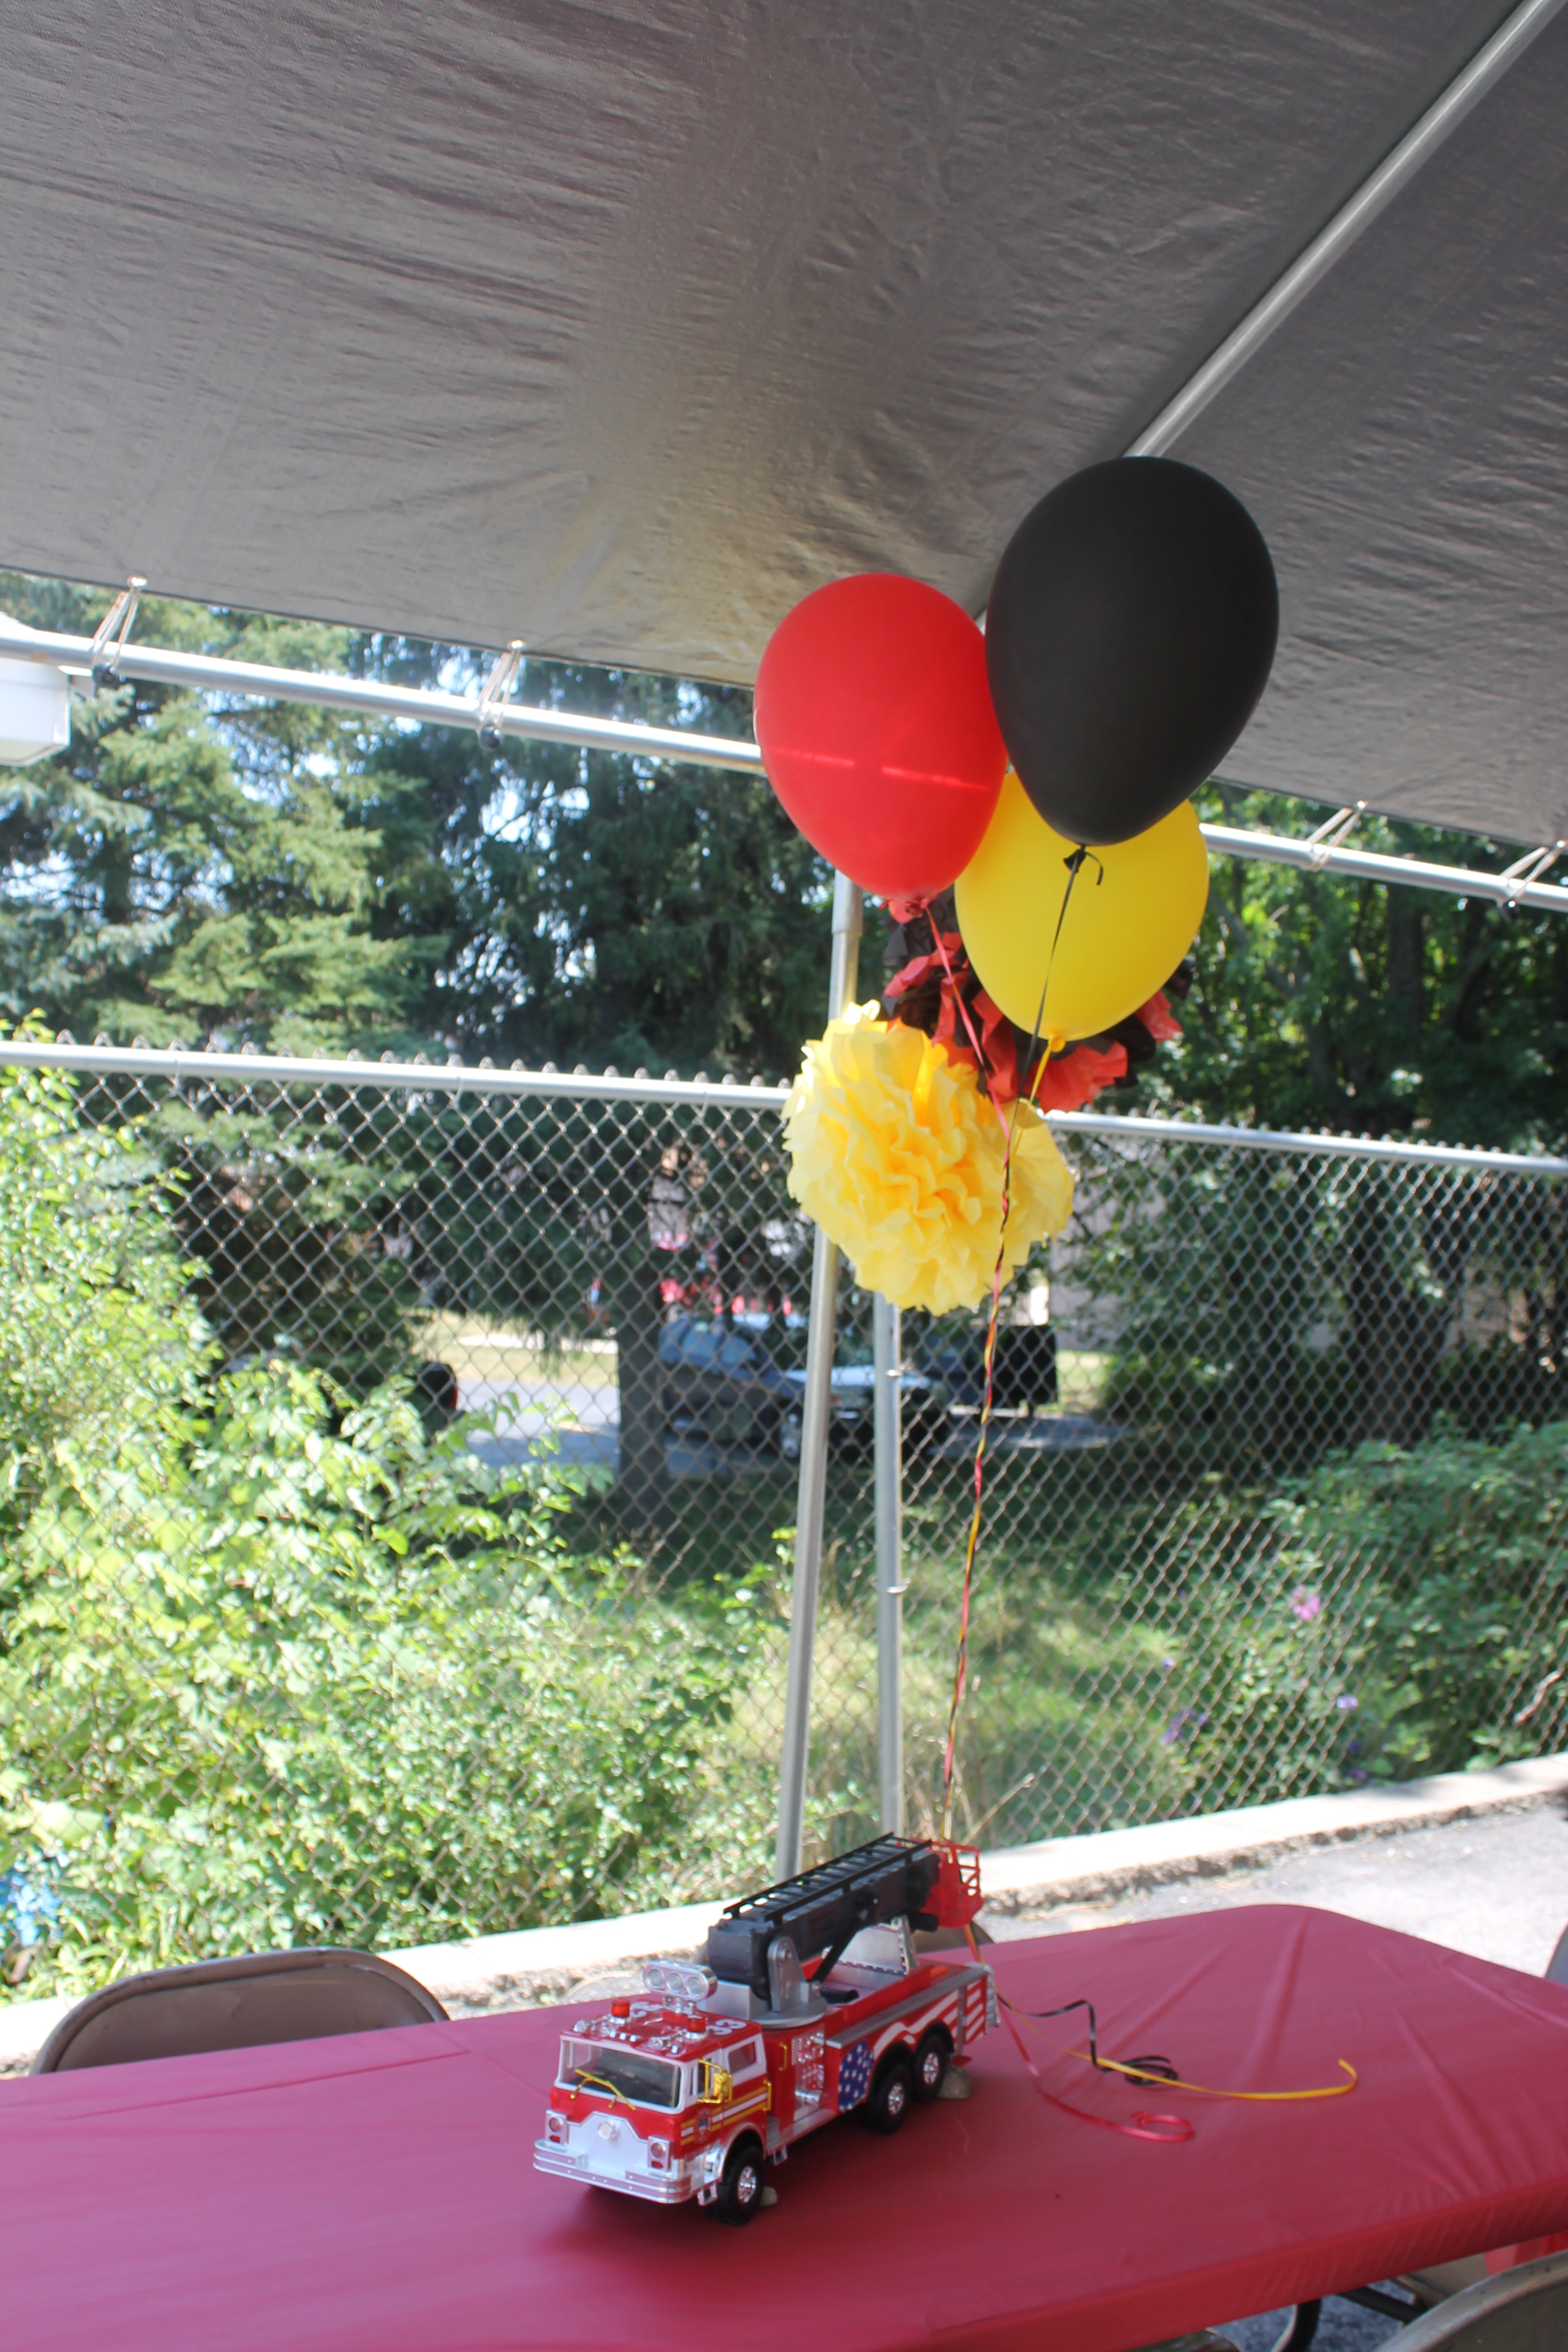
[783,1003,1074,1315]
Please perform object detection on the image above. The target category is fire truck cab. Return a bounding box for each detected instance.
[533,1836,995,2223]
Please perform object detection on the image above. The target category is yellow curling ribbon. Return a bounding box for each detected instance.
[970,1925,1359,2117]
[1072,2050,1359,2101]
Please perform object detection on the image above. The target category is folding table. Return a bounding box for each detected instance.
[7,1905,1567,2352]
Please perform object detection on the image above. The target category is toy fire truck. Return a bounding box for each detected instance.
[533,1834,995,2224]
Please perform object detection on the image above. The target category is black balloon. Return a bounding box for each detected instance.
[984,457,1278,846]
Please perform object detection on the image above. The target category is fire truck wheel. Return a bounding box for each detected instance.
[714,2133,766,2226]
[858,2050,915,2136]
[912,2028,951,2103]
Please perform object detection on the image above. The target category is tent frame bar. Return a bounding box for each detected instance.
[1128,0,1568,457]
[775,873,863,1881]
[4,615,1568,914]
[0,615,766,777]
[1198,817,1568,914]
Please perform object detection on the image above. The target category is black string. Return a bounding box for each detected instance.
[1017,842,1099,1074]
[1020,1995,1179,2086]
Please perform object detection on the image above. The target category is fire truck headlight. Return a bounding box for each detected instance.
[545,2113,567,2144]
[646,2138,671,2173]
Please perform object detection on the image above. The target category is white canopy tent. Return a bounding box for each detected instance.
[3,0,1568,846]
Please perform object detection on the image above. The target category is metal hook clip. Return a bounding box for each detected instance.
[89,576,146,690]
[1303,801,1366,868]
[1499,839,1566,907]
[476,640,526,749]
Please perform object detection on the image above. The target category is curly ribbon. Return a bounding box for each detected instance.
[964,1907,1355,2147]
[998,2000,1196,2143]
[1081,2050,1359,2103]
[937,859,1081,1838]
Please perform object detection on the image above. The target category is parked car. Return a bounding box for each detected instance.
[659,1313,952,1462]
[659,1315,804,1458]
[784,1337,951,1457]
[910,1324,1057,1415]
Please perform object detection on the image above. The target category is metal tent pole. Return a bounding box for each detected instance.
[1128,0,1567,457]
[10,617,1568,916]
[0,616,767,777]
[873,1293,904,1834]
[775,872,862,1880]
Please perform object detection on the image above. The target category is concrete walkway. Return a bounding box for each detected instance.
[1000,1803,1568,1975]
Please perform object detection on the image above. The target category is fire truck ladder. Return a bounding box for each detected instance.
[705,1836,953,2005]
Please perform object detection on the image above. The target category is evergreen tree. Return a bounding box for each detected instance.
[0,575,419,1052]
[5,568,1568,1144]
[0,578,832,1076]
[356,657,831,1074]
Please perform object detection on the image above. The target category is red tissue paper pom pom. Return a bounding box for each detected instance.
[881,891,1185,1113]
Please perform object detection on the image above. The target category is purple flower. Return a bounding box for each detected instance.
[1335,1692,1358,1711]
[1347,1766,1369,1784]
[1159,1658,1175,1675]
[1161,1708,1207,1746]
[1289,1587,1323,1624]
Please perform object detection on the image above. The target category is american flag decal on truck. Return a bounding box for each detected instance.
[837,2040,874,2110]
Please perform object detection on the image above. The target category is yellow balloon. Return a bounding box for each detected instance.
[955,774,1208,1041]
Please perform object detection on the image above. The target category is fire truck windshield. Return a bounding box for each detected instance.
[560,2039,683,2110]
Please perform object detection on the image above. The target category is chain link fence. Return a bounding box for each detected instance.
[3,1041,1566,1996]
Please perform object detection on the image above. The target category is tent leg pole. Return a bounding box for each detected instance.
[775,873,862,1880]
[873,1294,903,1834]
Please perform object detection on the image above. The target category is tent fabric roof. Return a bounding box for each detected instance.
[3,2,1566,845]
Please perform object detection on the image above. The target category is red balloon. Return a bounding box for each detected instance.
[754,574,1006,900]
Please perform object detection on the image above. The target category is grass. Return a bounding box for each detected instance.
[1055,1348,1113,1413]
[416,1312,619,1391]
[557,1429,1233,1871]
[631,1448,1214,1897]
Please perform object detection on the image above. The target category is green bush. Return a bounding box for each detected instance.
[0,1049,762,1996]
[0,1052,208,1551]
[1164,1423,1568,1805]
[1,1365,758,1996]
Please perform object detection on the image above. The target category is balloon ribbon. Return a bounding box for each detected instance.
[937,854,1086,1838]
[962,1926,1357,2145]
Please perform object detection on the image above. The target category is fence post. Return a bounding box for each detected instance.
[873,1293,903,1832]
[775,871,862,1879]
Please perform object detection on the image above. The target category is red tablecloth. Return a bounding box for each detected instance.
[6,1905,1568,2352]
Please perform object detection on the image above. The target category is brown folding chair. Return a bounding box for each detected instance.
[31,1946,447,2073]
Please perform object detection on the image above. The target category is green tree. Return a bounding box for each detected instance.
[1,575,832,1079]
[0,575,836,1496]
[0,574,421,1054]
[1158,781,1568,1151]
[354,656,831,1075]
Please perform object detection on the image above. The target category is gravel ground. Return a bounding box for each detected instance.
[993,1803,1568,1975]
[1221,2296,1400,2349]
